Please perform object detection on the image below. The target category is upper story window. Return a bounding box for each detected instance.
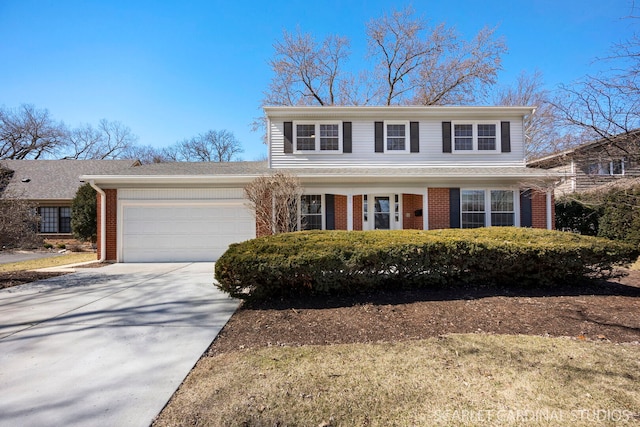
[295,122,341,152]
[453,122,499,152]
[385,123,408,151]
[586,159,625,176]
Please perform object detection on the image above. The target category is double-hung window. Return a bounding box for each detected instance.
[453,122,499,152]
[295,122,341,152]
[461,190,515,228]
[385,122,408,151]
[39,206,71,233]
[301,195,322,230]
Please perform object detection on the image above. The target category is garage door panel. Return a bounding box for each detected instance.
[121,202,255,262]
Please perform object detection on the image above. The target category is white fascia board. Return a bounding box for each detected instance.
[78,174,260,186]
[263,105,536,120]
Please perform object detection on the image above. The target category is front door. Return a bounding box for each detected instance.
[374,196,390,229]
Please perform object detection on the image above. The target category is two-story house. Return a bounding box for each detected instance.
[527,129,640,197]
[81,106,557,263]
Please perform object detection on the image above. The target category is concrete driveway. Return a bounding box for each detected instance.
[0,263,239,427]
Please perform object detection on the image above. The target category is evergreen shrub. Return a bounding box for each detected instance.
[214,228,638,301]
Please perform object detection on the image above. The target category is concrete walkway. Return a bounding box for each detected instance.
[0,263,239,427]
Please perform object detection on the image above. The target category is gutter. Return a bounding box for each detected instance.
[88,180,106,263]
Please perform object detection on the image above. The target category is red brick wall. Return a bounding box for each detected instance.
[334,195,348,230]
[402,194,423,229]
[104,189,117,261]
[352,195,363,231]
[428,188,450,229]
[531,190,552,229]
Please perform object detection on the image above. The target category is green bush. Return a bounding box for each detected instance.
[71,183,97,242]
[555,199,600,236]
[215,228,639,301]
[598,187,640,247]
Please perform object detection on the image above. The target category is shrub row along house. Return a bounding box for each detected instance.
[81,106,559,263]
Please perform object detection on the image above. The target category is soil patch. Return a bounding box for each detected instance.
[0,271,67,289]
[207,270,640,356]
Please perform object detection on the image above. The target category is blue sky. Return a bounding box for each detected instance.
[0,0,635,160]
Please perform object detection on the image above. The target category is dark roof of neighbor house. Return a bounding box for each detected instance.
[0,159,140,200]
[88,160,270,176]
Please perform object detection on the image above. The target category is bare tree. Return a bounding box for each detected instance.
[555,16,640,163]
[163,130,243,162]
[0,104,67,159]
[262,6,507,110]
[244,171,303,235]
[0,162,41,248]
[65,119,139,160]
[411,25,507,105]
[121,144,167,164]
[265,29,351,106]
[495,70,561,158]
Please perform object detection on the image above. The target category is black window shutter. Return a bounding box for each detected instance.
[410,121,419,153]
[501,121,511,153]
[449,188,461,228]
[442,122,452,153]
[343,122,352,153]
[520,189,532,227]
[284,122,293,153]
[374,121,384,153]
[325,194,335,230]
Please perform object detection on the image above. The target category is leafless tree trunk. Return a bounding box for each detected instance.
[244,171,303,235]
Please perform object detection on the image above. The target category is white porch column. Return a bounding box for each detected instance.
[423,188,429,230]
[546,189,553,230]
[347,193,353,231]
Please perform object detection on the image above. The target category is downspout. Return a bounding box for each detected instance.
[89,180,106,262]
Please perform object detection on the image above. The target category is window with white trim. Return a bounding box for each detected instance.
[461,189,516,228]
[295,122,341,152]
[39,206,71,233]
[453,122,499,152]
[586,159,625,176]
[490,190,515,226]
[385,122,409,152]
[461,190,485,228]
[301,195,322,230]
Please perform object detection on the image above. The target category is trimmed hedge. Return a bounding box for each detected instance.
[214,228,639,301]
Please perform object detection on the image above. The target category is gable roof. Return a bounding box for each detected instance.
[528,129,640,168]
[0,159,140,200]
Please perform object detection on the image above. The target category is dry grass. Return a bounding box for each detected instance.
[631,257,640,271]
[0,252,96,272]
[154,334,640,427]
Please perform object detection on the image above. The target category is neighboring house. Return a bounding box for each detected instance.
[80,106,558,263]
[0,159,140,242]
[528,130,640,197]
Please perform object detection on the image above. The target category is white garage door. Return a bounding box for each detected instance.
[121,200,255,262]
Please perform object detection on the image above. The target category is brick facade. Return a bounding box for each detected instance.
[428,188,450,229]
[334,195,348,230]
[402,194,423,230]
[531,190,551,229]
[352,195,363,231]
[97,189,118,261]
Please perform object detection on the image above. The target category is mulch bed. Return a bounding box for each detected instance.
[207,269,640,356]
[0,271,67,289]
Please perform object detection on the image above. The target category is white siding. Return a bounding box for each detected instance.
[270,117,526,168]
[118,188,244,200]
